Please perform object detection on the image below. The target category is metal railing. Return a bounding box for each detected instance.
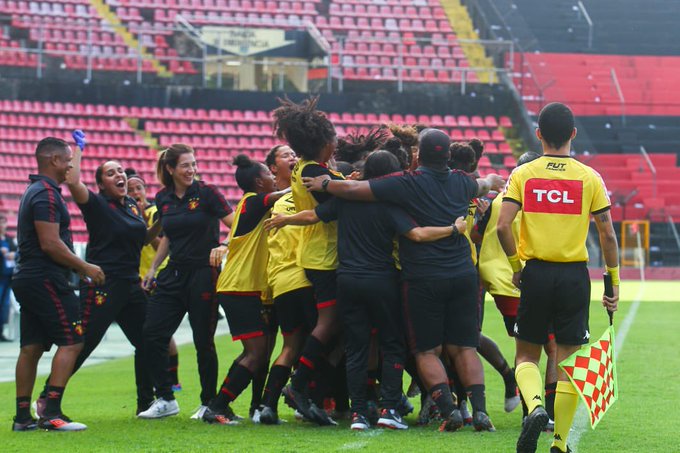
[576,1,594,50]
[638,146,657,199]
[0,16,514,94]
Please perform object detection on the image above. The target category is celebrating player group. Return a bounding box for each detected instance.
[11,99,619,453]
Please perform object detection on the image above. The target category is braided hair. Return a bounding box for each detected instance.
[272,96,336,161]
[335,127,389,164]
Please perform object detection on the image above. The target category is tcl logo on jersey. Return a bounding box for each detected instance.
[524,178,583,215]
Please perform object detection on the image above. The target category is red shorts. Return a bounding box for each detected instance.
[493,295,519,317]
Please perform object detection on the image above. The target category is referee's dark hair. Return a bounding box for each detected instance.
[156,143,194,188]
[538,102,575,150]
[362,150,402,180]
[272,96,336,161]
[35,137,69,168]
[233,154,262,193]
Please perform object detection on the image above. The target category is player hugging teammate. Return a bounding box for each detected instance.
[11,101,618,453]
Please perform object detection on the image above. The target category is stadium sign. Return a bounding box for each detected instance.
[201,27,296,57]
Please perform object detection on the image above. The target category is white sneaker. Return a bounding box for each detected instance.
[251,408,262,424]
[190,405,208,420]
[137,399,179,419]
[505,395,521,413]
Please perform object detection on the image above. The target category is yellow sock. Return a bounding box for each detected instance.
[551,381,579,452]
[515,362,543,414]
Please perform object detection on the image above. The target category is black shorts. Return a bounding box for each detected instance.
[402,274,479,353]
[305,269,337,309]
[218,293,267,341]
[13,275,84,348]
[274,286,316,336]
[515,260,590,345]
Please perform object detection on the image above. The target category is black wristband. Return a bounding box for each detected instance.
[321,179,331,192]
[451,223,459,236]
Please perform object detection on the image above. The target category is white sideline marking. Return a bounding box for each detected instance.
[570,285,644,452]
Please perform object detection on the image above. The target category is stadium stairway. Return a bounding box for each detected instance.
[440,0,496,83]
[87,0,172,77]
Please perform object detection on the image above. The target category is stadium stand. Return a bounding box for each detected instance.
[0,0,486,83]
[0,99,516,242]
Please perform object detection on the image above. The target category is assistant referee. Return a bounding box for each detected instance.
[497,103,619,453]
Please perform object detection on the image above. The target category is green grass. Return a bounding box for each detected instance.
[1,280,678,452]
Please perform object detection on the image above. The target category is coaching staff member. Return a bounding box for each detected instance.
[12,137,104,432]
[303,129,505,432]
[497,103,619,453]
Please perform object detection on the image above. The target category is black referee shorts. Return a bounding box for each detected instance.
[402,274,480,353]
[515,260,591,346]
[13,274,83,348]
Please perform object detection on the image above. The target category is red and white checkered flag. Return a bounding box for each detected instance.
[559,325,618,428]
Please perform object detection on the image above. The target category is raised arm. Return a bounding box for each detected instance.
[303,176,376,201]
[404,216,467,243]
[64,134,89,205]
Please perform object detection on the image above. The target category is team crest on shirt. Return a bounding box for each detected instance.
[130,204,140,216]
[188,197,200,210]
[95,290,107,306]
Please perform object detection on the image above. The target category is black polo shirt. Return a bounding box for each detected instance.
[155,180,232,267]
[14,174,74,279]
[369,166,478,280]
[78,190,146,280]
[315,198,416,279]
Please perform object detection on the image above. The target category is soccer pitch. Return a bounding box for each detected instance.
[1,280,678,452]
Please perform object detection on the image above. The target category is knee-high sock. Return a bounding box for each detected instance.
[552,381,579,452]
[515,362,543,414]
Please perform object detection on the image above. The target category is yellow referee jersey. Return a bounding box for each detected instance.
[216,192,270,294]
[138,204,168,279]
[479,195,521,297]
[267,192,312,299]
[290,159,342,270]
[503,155,610,262]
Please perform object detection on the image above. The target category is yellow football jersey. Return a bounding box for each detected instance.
[478,195,521,297]
[216,192,270,294]
[290,159,342,270]
[267,192,312,299]
[138,204,168,279]
[503,156,610,262]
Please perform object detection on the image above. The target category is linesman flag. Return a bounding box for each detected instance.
[559,274,619,428]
